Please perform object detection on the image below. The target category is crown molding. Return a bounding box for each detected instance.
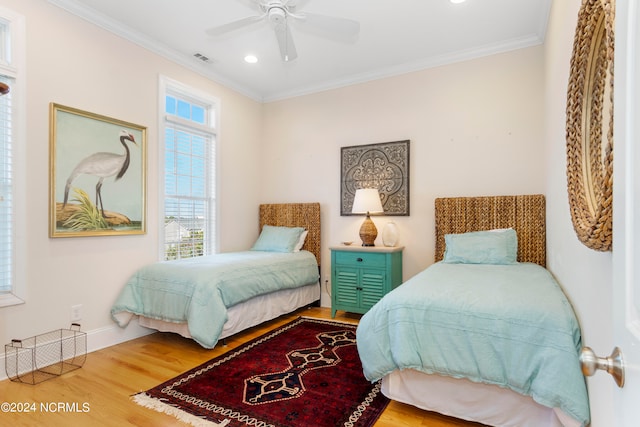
[48,0,548,104]
[262,33,544,102]
[47,0,264,102]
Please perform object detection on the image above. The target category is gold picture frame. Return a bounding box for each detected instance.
[49,103,147,237]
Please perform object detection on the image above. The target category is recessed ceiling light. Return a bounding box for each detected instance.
[244,55,258,64]
[450,0,466,3]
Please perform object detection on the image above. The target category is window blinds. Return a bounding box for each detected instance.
[0,75,12,293]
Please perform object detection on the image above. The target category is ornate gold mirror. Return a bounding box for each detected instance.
[566,0,614,251]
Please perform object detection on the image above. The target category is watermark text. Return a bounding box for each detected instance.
[1,401,90,413]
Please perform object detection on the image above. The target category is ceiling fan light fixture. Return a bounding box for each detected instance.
[205,0,360,62]
[268,7,286,27]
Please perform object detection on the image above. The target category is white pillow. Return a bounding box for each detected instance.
[293,230,308,252]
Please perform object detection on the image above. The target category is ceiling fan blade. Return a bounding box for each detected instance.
[286,0,313,12]
[297,12,360,38]
[273,22,298,62]
[206,14,266,37]
[236,0,263,12]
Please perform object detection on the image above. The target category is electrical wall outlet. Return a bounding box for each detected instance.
[71,304,82,322]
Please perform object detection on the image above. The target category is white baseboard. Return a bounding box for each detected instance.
[1,322,155,382]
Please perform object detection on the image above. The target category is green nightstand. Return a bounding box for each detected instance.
[330,245,404,318]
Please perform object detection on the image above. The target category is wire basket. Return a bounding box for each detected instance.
[5,323,87,385]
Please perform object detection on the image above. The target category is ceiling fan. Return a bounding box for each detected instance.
[206,0,360,62]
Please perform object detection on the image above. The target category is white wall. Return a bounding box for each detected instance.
[0,0,263,353]
[261,46,546,304]
[543,0,614,425]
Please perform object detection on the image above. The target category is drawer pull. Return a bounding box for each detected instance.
[356,257,363,262]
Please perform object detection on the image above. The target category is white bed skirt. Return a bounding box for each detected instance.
[381,369,581,427]
[138,282,320,341]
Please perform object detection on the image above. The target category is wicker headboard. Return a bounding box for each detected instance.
[434,195,546,267]
[259,203,321,266]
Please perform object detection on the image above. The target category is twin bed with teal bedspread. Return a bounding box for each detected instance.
[356,261,589,426]
[111,250,319,348]
[356,195,590,427]
[111,203,322,349]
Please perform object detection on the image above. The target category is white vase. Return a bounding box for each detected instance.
[382,221,399,247]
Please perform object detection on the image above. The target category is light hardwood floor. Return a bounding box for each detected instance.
[0,307,484,426]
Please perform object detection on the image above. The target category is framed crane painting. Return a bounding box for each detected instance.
[49,103,147,237]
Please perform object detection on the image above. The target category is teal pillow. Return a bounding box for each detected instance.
[443,229,518,264]
[251,225,306,253]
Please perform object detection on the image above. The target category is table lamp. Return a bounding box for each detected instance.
[352,188,384,246]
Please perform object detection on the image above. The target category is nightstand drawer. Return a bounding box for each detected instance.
[334,251,386,267]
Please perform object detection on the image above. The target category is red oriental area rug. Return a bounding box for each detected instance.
[133,317,389,427]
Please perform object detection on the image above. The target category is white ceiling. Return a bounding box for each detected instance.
[48,0,551,102]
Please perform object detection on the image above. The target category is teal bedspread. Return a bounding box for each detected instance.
[111,251,319,348]
[356,262,590,426]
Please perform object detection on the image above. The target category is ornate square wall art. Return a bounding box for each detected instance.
[49,103,147,237]
[341,140,410,216]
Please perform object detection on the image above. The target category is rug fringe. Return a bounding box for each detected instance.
[132,393,230,427]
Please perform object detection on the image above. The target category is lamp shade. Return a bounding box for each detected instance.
[352,188,384,214]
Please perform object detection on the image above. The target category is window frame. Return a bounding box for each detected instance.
[158,76,219,260]
[0,6,25,308]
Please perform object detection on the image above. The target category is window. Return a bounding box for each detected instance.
[0,7,25,307]
[160,77,217,260]
[0,76,13,294]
